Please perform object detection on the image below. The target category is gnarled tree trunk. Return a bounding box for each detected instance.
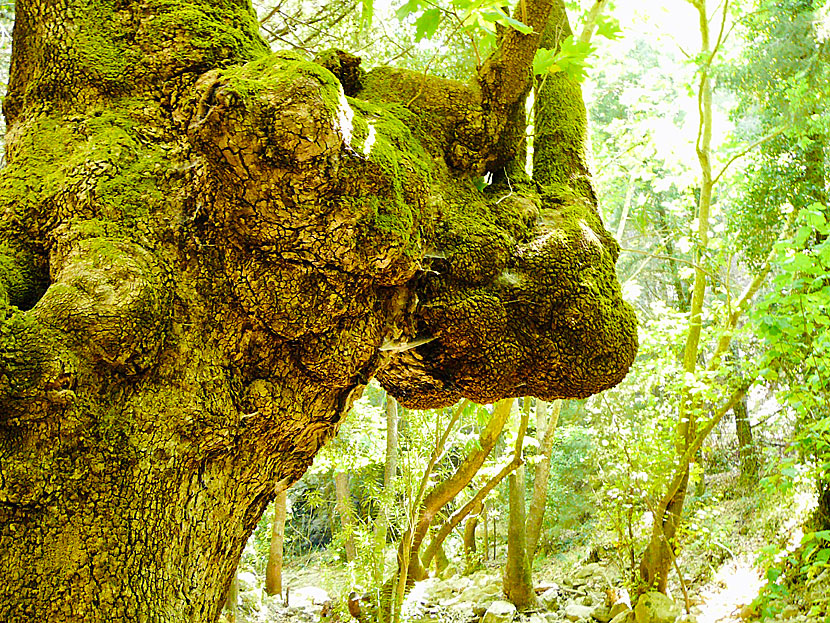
[0,0,636,619]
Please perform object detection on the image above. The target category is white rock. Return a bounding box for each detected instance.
[539,587,560,610]
[237,571,259,591]
[482,599,518,623]
[290,585,330,607]
[565,603,595,621]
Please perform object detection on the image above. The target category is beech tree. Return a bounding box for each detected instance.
[0,0,636,620]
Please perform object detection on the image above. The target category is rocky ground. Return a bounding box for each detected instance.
[223,475,830,623]
[224,558,754,623]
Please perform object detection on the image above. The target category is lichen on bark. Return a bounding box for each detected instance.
[0,0,636,620]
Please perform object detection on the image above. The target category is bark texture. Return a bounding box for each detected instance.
[0,0,636,619]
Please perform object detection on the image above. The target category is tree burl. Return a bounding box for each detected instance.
[0,0,636,620]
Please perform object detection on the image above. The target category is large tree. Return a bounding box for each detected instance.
[0,0,637,620]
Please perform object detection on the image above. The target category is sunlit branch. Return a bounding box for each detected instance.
[712,126,786,186]
[620,247,722,287]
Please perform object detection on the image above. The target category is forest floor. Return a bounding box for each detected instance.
[694,554,763,623]
[227,471,827,623]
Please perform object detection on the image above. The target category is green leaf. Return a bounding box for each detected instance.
[359,0,374,32]
[499,14,534,34]
[807,209,827,229]
[396,0,422,20]
[415,8,442,41]
[759,367,779,381]
[533,47,559,75]
[594,14,622,40]
[781,466,798,478]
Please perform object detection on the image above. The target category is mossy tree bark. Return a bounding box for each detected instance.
[734,394,759,487]
[0,0,636,620]
[504,466,539,610]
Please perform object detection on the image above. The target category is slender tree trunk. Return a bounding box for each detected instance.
[483,503,490,561]
[373,395,399,585]
[402,398,513,583]
[640,0,716,591]
[463,500,483,574]
[434,542,450,575]
[265,488,289,597]
[503,400,537,609]
[223,571,239,623]
[526,399,563,562]
[334,471,358,562]
[504,466,539,610]
[734,394,759,487]
[420,426,526,568]
[389,400,472,622]
[655,203,691,313]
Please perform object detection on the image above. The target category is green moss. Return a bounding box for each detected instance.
[533,73,591,192]
[0,116,77,230]
[72,4,140,84]
[13,0,269,118]
[222,52,340,101]
[0,102,172,231]
[345,99,433,256]
[149,0,267,61]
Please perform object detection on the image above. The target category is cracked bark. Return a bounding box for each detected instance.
[0,0,636,619]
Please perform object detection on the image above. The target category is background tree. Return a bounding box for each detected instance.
[265,486,289,597]
[503,400,536,609]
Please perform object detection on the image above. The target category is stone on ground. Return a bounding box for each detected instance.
[539,586,560,610]
[564,603,595,621]
[634,592,681,623]
[482,599,518,623]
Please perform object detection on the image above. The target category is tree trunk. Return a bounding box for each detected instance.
[734,394,759,487]
[223,571,239,623]
[265,488,289,597]
[334,471,358,562]
[463,501,483,574]
[373,394,399,584]
[526,398,563,562]
[483,503,490,561]
[639,0,715,591]
[504,466,539,610]
[434,542,450,575]
[0,0,636,618]
[640,470,689,593]
[420,420,526,569]
[405,398,513,581]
